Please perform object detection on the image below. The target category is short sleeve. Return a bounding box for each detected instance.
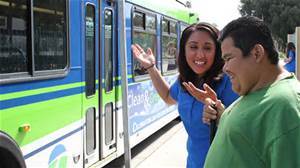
[269,126,300,168]
[170,79,180,101]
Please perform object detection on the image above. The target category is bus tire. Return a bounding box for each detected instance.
[0,131,26,168]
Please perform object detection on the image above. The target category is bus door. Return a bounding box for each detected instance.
[83,0,100,167]
[99,0,117,159]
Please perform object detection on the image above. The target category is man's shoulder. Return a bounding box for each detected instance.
[267,76,299,96]
[266,77,300,124]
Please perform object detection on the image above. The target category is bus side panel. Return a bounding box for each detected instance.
[123,2,179,148]
[0,1,84,167]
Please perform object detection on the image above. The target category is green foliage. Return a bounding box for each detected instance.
[278,51,286,59]
[239,0,300,48]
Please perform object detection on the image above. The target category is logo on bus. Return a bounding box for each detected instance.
[48,144,68,168]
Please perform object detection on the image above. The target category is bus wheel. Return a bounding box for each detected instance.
[0,132,26,168]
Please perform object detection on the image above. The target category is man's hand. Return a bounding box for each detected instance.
[202,98,225,125]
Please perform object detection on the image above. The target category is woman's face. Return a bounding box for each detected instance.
[185,30,216,76]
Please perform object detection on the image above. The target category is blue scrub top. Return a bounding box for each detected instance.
[170,75,238,168]
[285,50,296,73]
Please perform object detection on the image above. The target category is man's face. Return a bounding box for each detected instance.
[221,37,258,95]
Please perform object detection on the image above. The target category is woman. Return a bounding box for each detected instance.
[284,42,296,73]
[131,23,238,168]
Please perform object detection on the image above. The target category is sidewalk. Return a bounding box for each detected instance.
[133,120,187,168]
[104,119,188,168]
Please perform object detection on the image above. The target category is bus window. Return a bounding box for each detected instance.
[146,15,156,31]
[86,107,96,155]
[180,23,188,35]
[85,4,96,97]
[104,9,113,92]
[34,0,67,71]
[0,0,28,74]
[133,11,144,29]
[170,21,177,34]
[132,10,157,78]
[162,18,178,75]
[0,0,68,81]
[162,19,168,33]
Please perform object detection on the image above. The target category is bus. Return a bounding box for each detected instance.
[0,0,198,167]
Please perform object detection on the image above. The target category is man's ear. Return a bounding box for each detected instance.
[250,44,265,63]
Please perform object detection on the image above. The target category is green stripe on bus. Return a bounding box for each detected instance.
[1,86,121,146]
[2,93,85,146]
[101,76,125,83]
[1,78,123,146]
[1,82,84,101]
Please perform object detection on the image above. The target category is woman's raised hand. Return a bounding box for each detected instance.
[182,82,217,103]
[131,44,155,68]
[182,82,225,124]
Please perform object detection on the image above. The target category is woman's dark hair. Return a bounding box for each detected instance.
[178,22,224,89]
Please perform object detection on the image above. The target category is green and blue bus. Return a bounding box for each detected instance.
[0,0,198,167]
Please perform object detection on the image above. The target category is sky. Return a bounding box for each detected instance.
[191,0,241,29]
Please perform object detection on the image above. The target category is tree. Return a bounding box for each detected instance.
[239,0,300,48]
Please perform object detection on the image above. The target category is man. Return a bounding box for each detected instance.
[203,16,300,168]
